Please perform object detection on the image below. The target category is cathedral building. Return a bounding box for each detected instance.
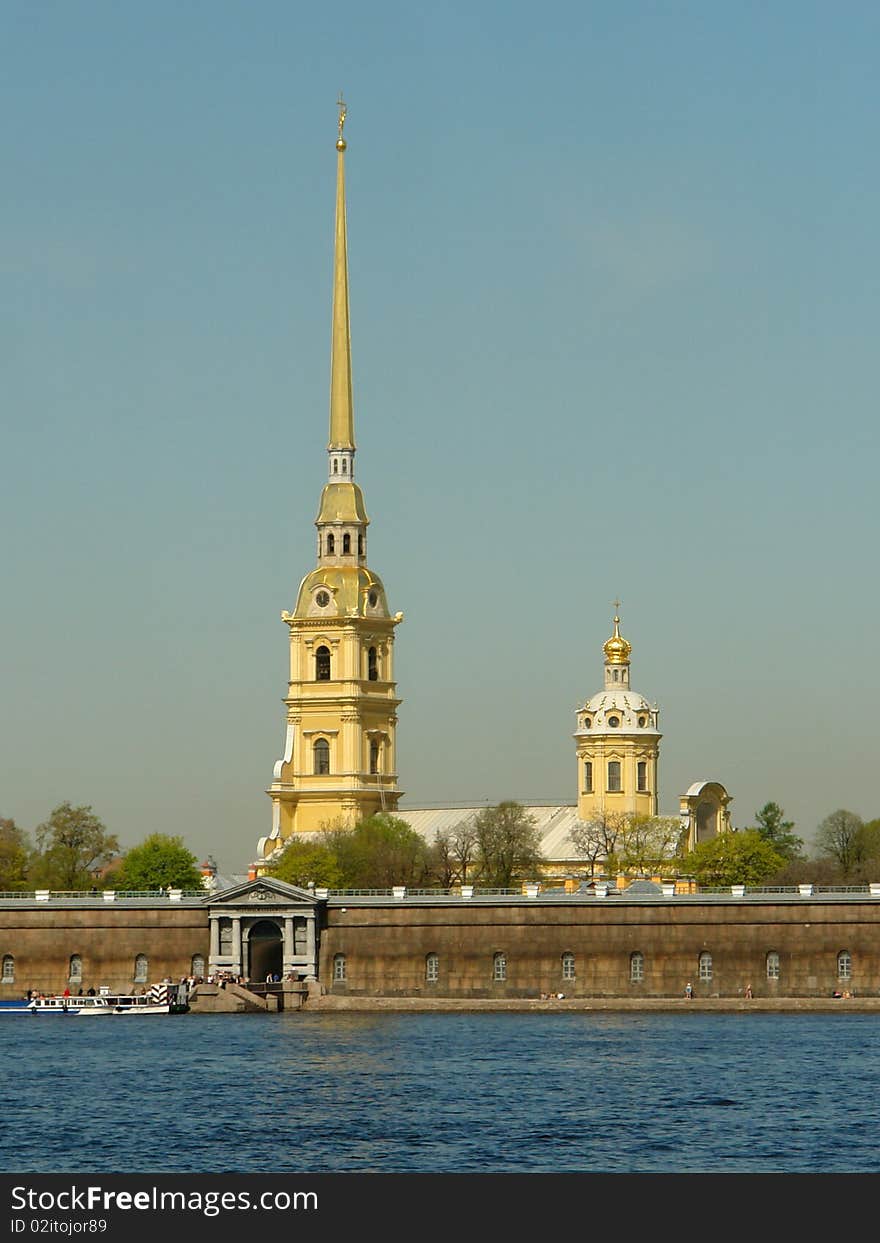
[257,104,402,862]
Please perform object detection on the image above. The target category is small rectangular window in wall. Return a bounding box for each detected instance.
[607,761,621,793]
[637,761,647,792]
[583,761,593,793]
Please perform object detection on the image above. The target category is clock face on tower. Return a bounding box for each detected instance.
[316,591,330,608]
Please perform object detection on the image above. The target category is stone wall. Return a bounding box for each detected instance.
[318,898,880,999]
[0,905,209,994]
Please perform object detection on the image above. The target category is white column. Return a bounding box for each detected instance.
[209,918,220,969]
[231,917,242,975]
[306,915,317,979]
[283,917,295,972]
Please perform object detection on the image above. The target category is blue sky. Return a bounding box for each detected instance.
[3,2,879,870]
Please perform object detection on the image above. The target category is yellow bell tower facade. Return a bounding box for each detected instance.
[574,608,661,822]
[258,103,403,860]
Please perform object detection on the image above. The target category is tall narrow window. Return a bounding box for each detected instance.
[69,954,82,984]
[343,534,351,554]
[333,459,338,474]
[134,954,148,984]
[612,669,619,682]
[562,952,575,980]
[315,646,331,680]
[607,761,621,792]
[583,761,593,793]
[326,533,335,554]
[368,646,378,680]
[637,761,647,792]
[766,951,780,981]
[369,740,380,774]
[358,534,364,556]
[630,951,645,982]
[698,951,712,982]
[838,950,852,980]
[333,953,346,981]
[425,953,439,983]
[313,738,330,775]
[2,955,14,983]
[493,952,507,982]
[341,459,347,473]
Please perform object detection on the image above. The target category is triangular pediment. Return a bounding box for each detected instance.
[207,877,321,908]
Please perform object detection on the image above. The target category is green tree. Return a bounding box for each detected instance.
[614,815,686,875]
[752,802,803,860]
[267,836,343,889]
[472,801,543,887]
[432,819,480,885]
[0,817,30,890]
[329,814,433,887]
[686,830,785,887]
[30,802,119,890]
[570,810,625,877]
[816,809,864,875]
[115,834,203,891]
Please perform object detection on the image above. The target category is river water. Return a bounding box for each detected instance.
[2,1011,879,1173]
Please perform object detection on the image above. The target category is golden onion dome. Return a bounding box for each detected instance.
[603,613,632,665]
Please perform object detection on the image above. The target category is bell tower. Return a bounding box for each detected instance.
[574,606,661,822]
[258,101,403,860]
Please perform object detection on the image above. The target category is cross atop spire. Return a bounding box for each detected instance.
[328,96,354,451]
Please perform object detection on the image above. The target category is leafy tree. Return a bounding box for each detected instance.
[115,834,203,891]
[268,836,343,889]
[816,809,864,875]
[0,817,30,890]
[614,815,686,875]
[30,802,119,890]
[686,830,785,887]
[328,814,433,888]
[472,801,543,887]
[752,802,803,860]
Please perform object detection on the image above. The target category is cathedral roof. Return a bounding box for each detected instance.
[292,565,391,619]
[578,689,660,735]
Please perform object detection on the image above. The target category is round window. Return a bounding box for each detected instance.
[315,591,330,608]
[608,715,620,728]
[368,591,378,608]
[638,716,646,728]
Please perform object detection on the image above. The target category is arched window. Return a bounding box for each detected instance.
[766,951,780,980]
[612,669,619,682]
[341,459,347,473]
[630,951,645,982]
[425,953,439,983]
[698,951,712,982]
[134,954,148,984]
[313,738,330,775]
[637,762,647,792]
[333,459,338,474]
[191,954,205,978]
[358,534,364,556]
[493,952,507,982]
[343,533,351,554]
[561,952,575,980]
[326,534,335,554]
[838,950,852,980]
[69,954,82,984]
[368,646,378,680]
[369,740,380,774]
[607,761,621,792]
[315,646,331,680]
[333,953,346,981]
[2,955,14,983]
[583,761,593,793]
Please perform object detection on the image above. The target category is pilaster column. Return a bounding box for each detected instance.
[283,917,295,971]
[231,916,242,975]
[209,918,220,968]
[306,915,317,979]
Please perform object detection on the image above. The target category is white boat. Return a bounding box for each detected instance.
[0,992,180,1015]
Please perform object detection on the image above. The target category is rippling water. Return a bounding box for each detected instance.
[2,1012,879,1173]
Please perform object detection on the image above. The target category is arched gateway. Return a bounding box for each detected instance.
[207,879,320,982]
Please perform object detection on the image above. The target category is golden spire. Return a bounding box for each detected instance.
[329,94,354,450]
[603,600,632,665]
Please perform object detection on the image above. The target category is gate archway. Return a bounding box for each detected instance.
[247,919,283,982]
